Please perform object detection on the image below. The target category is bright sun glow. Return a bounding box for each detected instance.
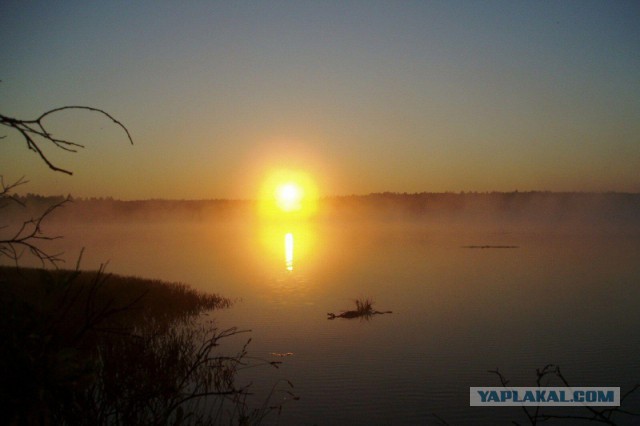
[259,169,318,218]
[276,183,303,212]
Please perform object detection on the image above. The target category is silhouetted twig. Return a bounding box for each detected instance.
[0,175,28,208]
[1,102,133,266]
[489,365,640,425]
[1,106,133,175]
[432,412,451,425]
[0,179,69,267]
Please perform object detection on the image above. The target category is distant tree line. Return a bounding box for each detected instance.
[3,192,638,233]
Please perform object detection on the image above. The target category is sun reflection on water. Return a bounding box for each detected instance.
[285,232,294,271]
[256,221,319,289]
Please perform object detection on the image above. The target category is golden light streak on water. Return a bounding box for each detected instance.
[285,232,294,271]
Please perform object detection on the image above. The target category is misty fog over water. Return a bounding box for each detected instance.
[3,193,640,424]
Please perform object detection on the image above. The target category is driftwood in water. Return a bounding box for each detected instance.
[327,299,392,320]
[327,310,392,320]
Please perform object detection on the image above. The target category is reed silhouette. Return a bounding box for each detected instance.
[0,264,292,425]
[489,365,639,425]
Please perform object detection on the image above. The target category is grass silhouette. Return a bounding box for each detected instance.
[0,266,290,425]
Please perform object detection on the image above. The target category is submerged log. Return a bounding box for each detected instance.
[327,310,392,320]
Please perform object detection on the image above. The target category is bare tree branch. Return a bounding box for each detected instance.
[0,175,28,208]
[490,365,639,425]
[1,102,133,266]
[0,195,69,267]
[1,105,133,175]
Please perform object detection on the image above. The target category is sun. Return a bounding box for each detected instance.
[258,169,318,218]
[276,183,303,212]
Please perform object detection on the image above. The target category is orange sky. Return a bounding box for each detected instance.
[2,2,639,199]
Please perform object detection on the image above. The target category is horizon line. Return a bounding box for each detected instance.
[13,189,640,203]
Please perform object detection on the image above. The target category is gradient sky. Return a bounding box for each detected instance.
[1,1,639,199]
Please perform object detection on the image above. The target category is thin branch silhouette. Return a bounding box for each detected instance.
[0,177,69,267]
[1,105,133,175]
[0,175,28,208]
[489,365,639,425]
[1,102,133,266]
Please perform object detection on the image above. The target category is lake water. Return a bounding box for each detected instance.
[18,217,640,425]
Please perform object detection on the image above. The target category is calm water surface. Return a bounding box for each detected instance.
[40,219,640,424]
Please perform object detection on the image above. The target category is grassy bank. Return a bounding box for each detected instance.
[0,266,230,324]
[0,266,275,425]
